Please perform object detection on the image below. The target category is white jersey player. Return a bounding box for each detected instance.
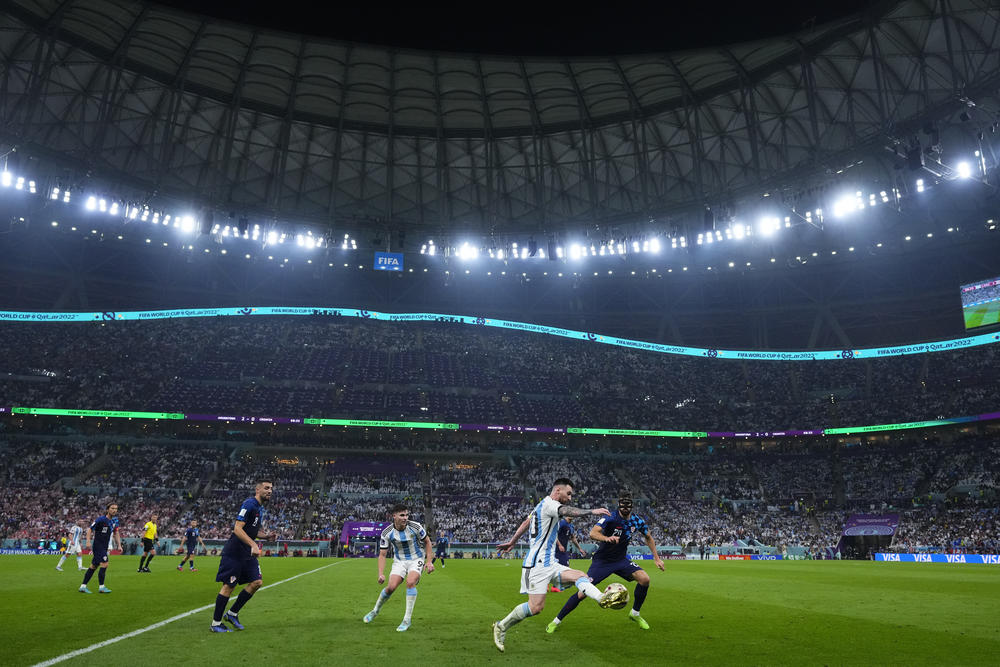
[492,477,615,653]
[363,504,435,632]
[56,520,85,571]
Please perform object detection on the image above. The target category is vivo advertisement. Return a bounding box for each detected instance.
[875,553,1000,564]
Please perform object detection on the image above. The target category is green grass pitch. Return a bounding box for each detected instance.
[964,301,1000,328]
[2,556,998,666]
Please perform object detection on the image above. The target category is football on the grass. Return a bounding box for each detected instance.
[603,582,629,609]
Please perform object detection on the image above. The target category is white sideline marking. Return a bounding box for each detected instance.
[32,560,346,667]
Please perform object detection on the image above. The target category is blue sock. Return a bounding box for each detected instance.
[82,568,95,585]
[213,594,230,622]
[229,589,253,614]
[98,568,106,585]
[557,592,583,620]
[632,584,648,612]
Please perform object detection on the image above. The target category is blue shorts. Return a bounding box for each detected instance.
[186,546,197,555]
[555,551,570,567]
[90,550,109,567]
[435,549,447,558]
[587,558,642,585]
[216,553,262,586]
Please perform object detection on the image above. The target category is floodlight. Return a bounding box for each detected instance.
[956,161,972,179]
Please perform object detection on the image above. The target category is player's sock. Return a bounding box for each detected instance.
[82,568,95,585]
[403,588,417,622]
[556,592,584,620]
[179,559,185,568]
[189,560,195,569]
[57,555,67,568]
[498,602,534,630]
[138,555,146,570]
[632,584,649,612]
[373,588,392,613]
[76,556,83,569]
[213,594,230,623]
[229,589,254,615]
[575,576,602,602]
[97,568,106,586]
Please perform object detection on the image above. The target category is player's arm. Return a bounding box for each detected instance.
[589,524,619,544]
[570,534,585,554]
[559,505,611,518]
[84,527,93,550]
[498,515,531,553]
[423,535,435,573]
[232,520,261,557]
[377,547,388,583]
[644,532,665,570]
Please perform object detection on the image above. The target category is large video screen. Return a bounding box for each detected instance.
[961,276,1000,329]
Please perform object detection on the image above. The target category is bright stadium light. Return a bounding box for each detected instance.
[569,243,582,260]
[15,176,24,190]
[956,161,972,179]
[0,171,11,187]
[459,242,478,260]
[556,245,564,259]
[757,216,780,236]
[649,237,661,253]
[916,178,925,192]
[85,196,97,211]
[832,195,856,219]
[181,216,196,233]
[50,187,60,200]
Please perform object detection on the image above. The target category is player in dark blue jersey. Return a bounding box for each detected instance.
[177,519,206,572]
[546,490,664,631]
[432,530,449,568]
[79,502,118,594]
[210,480,273,633]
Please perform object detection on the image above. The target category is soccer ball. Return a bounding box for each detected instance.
[602,582,629,610]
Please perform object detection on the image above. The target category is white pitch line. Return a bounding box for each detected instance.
[32,560,346,667]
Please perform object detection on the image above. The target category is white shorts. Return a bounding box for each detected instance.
[390,558,424,580]
[65,544,81,555]
[520,563,571,595]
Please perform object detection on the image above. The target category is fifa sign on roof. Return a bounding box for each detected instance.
[374,252,403,271]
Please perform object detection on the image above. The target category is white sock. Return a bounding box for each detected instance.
[550,617,561,625]
[630,609,640,617]
[499,602,534,630]
[575,577,602,602]
[57,556,66,568]
[76,557,83,568]
[404,588,417,622]
[373,588,392,613]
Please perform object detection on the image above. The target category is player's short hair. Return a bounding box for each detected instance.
[389,503,408,515]
[552,477,574,489]
[255,479,272,488]
[619,488,633,499]
[105,502,117,510]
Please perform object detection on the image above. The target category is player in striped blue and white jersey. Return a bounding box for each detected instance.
[363,504,435,632]
[492,478,615,653]
[56,520,85,571]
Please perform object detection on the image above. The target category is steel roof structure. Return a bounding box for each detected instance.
[0,0,998,240]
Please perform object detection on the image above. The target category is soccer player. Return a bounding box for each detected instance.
[491,478,615,653]
[137,513,159,572]
[177,519,206,572]
[79,503,118,594]
[56,519,85,571]
[432,530,449,568]
[546,489,664,632]
[363,504,435,632]
[210,480,272,633]
[548,517,586,592]
[109,513,121,554]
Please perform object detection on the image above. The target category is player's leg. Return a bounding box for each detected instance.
[56,550,67,570]
[624,566,651,629]
[397,566,422,631]
[547,563,611,632]
[97,561,111,593]
[79,555,99,592]
[366,570,404,623]
[178,551,188,570]
[494,567,553,651]
[145,545,155,570]
[225,559,263,629]
[188,550,198,571]
[212,582,236,631]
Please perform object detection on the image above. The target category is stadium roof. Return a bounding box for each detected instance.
[0,0,997,236]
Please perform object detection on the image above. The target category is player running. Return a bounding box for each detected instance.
[546,490,664,632]
[492,478,616,653]
[177,519,207,571]
[363,504,435,632]
[137,514,158,572]
[79,503,118,594]
[432,530,449,568]
[210,480,272,633]
[56,519,85,572]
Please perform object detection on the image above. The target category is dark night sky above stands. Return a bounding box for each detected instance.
[155,0,877,56]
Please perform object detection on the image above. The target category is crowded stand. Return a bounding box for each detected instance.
[0,318,998,433]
